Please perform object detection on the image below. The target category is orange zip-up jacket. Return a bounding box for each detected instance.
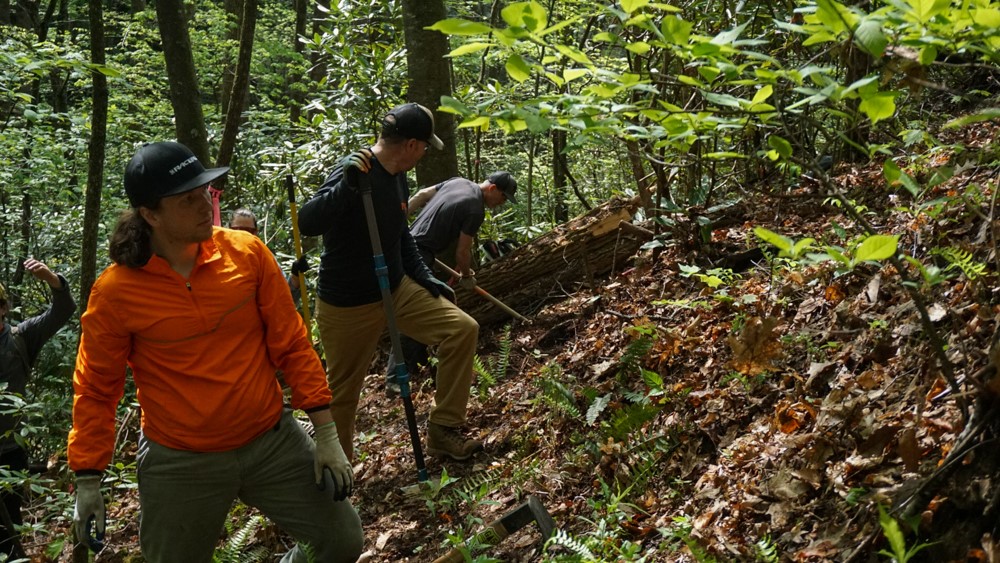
[68,228,330,472]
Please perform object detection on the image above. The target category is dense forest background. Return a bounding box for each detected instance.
[1,0,999,560]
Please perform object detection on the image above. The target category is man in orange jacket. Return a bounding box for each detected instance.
[68,142,362,562]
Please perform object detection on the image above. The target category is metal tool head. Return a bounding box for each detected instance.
[498,495,557,544]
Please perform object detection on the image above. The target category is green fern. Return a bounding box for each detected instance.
[214,514,268,563]
[606,403,660,442]
[473,325,513,399]
[756,535,779,562]
[538,376,581,419]
[619,326,656,380]
[932,246,987,281]
[546,528,597,561]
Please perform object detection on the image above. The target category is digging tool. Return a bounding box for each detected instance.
[433,495,557,563]
[286,175,313,330]
[434,259,529,322]
[356,171,429,485]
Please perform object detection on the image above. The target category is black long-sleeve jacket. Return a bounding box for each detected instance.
[298,155,435,307]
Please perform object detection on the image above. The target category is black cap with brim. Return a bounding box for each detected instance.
[125,142,229,208]
[384,103,444,150]
[488,171,518,204]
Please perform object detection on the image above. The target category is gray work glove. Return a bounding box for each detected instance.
[341,149,374,191]
[415,276,455,303]
[73,474,105,552]
[458,274,477,291]
[313,422,354,501]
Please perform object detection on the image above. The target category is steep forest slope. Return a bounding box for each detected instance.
[36,120,1000,562]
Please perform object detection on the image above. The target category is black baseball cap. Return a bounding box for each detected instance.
[488,171,517,204]
[124,142,229,207]
[382,103,444,150]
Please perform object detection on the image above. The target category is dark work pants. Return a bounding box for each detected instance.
[0,447,28,558]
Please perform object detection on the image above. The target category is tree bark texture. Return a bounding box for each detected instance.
[401,0,458,187]
[155,0,210,163]
[214,0,256,196]
[80,0,108,309]
[453,197,651,326]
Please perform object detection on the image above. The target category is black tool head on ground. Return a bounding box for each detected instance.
[497,495,557,544]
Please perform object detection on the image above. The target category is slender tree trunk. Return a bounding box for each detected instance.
[552,129,568,222]
[401,0,458,186]
[289,0,308,123]
[214,0,256,199]
[155,0,210,163]
[80,0,107,316]
[220,0,241,119]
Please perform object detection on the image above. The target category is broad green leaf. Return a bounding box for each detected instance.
[563,68,590,82]
[701,91,742,108]
[621,0,651,13]
[439,96,470,115]
[972,8,1000,27]
[859,90,897,124]
[883,160,921,196]
[767,135,793,159]
[815,0,858,35]
[919,45,938,66]
[93,64,122,78]
[502,1,548,33]
[855,234,899,262]
[23,108,39,122]
[626,41,652,55]
[905,0,951,22]
[593,32,615,42]
[792,238,816,258]
[751,85,774,105]
[426,18,492,36]
[585,84,618,98]
[753,227,793,253]
[712,22,748,45]
[555,44,593,65]
[505,54,532,82]
[458,116,491,130]
[539,17,578,37]
[854,19,887,57]
[661,16,692,46]
[448,42,494,57]
[944,108,1000,129]
[878,505,908,560]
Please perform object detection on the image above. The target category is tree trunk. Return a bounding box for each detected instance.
[401,0,458,187]
[80,0,107,324]
[214,0,256,197]
[289,0,308,123]
[220,0,241,119]
[155,0,210,163]
[455,197,651,326]
[552,129,568,222]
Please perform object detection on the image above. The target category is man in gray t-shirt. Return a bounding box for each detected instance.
[387,171,517,394]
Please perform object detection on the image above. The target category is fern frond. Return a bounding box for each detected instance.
[546,528,596,560]
[933,246,987,281]
[606,403,660,441]
[538,377,581,418]
[216,515,264,563]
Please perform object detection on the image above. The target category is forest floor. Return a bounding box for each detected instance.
[33,120,1000,562]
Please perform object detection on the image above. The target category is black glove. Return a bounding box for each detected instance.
[341,149,374,190]
[415,276,455,303]
[291,256,311,276]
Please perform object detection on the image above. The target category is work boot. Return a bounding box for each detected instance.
[426,422,483,461]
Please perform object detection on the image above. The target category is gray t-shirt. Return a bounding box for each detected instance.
[409,177,485,255]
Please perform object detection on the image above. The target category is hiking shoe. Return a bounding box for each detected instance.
[426,422,483,461]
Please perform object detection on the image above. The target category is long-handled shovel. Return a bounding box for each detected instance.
[434,259,529,322]
[357,174,429,484]
[286,175,313,329]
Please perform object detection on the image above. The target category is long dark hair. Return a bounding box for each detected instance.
[108,205,158,268]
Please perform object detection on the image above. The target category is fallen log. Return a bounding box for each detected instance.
[454,196,652,326]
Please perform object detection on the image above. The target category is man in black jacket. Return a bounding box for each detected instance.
[0,258,75,556]
[298,103,483,463]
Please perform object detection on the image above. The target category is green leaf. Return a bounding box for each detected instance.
[448,42,494,57]
[878,505,908,561]
[859,90,897,124]
[555,44,593,65]
[626,41,652,55]
[751,84,774,105]
[458,116,491,130]
[621,0,651,13]
[815,0,858,35]
[505,54,532,82]
[905,0,951,22]
[943,108,1000,129]
[661,16,692,46]
[712,22,748,45]
[753,227,793,253]
[92,64,121,78]
[502,1,548,33]
[426,18,492,36]
[563,68,590,82]
[439,96,470,115]
[855,234,899,262]
[854,19,887,57]
[767,135,793,159]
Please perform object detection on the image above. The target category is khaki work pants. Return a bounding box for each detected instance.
[316,276,479,460]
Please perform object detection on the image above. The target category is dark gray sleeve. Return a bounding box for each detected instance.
[17,274,76,363]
